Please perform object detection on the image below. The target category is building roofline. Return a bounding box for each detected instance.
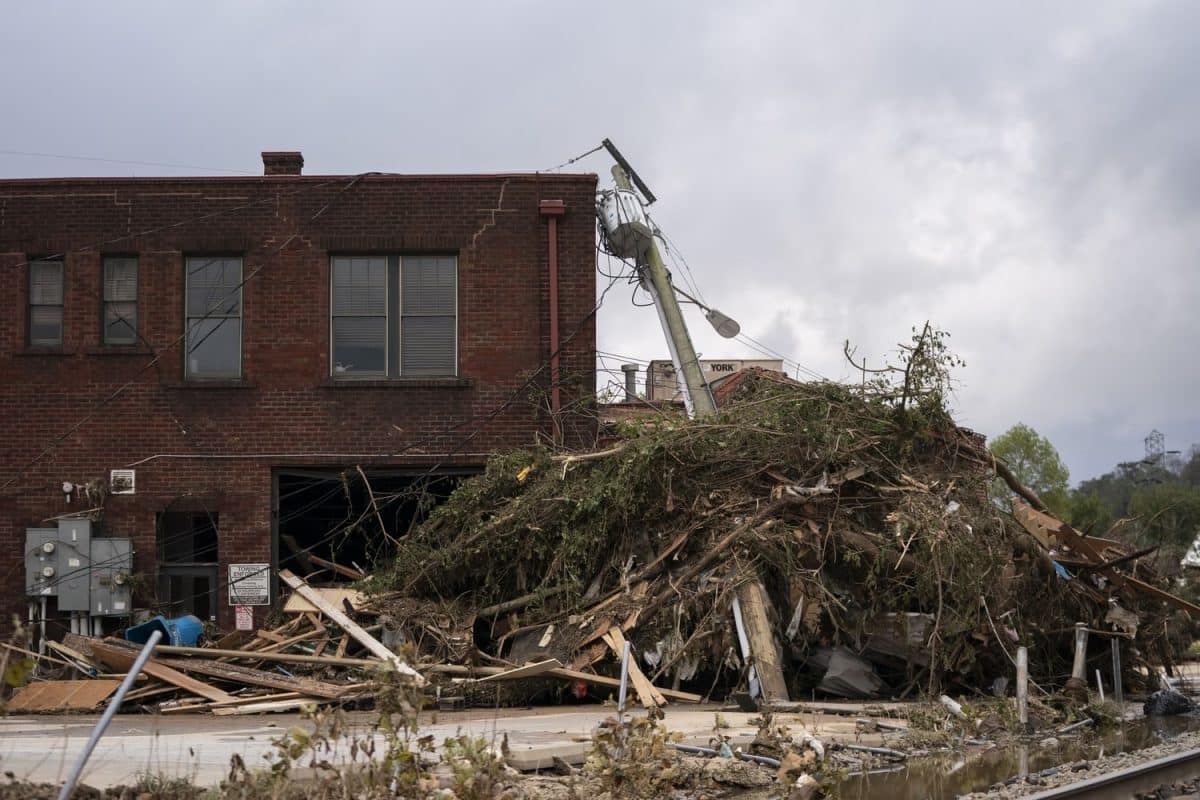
[0,171,598,188]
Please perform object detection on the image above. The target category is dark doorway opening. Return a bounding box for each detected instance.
[156,511,219,620]
[274,467,472,583]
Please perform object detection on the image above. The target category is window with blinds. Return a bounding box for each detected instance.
[331,256,387,376]
[330,255,457,378]
[103,257,138,345]
[185,256,242,379]
[28,259,64,347]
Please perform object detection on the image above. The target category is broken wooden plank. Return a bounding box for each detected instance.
[94,638,352,699]
[6,679,121,712]
[1013,500,1200,617]
[279,569,423,684]
[478,659,563,683]
[602,629,666,708]
[426,664,702,703]
[257,628,326,654]
[213,697,326,716]
[45,640,97,671]
[735,579,790,703]
[306,553,365,580]
[152,655,350,699]
[89,640,237,704]
[154,644,379,668]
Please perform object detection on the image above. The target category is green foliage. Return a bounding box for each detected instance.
[988,423,1070,517]
[1128,482,1200,558]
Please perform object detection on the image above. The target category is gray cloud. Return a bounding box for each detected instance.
[3,0,1198,481]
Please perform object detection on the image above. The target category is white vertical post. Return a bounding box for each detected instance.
[1111,638,1124,705]
[1071,623,1088,682]
[1016,646,1029,733]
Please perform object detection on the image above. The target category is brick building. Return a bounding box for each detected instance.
[0,151,597,633]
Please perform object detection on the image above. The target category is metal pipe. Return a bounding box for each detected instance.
[39,597,47,657]
[668,742,781,769]
[57,629,162,800]
[617,641,631,722]
[621,364,639,402]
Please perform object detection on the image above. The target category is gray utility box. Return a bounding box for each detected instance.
[56,519,93,611]
[89,538,133,616]
[24,528,60,597]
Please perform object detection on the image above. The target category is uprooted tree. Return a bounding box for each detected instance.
[369,327,1187,700]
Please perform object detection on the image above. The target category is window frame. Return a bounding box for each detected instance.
[101,255,139,346]
[28,258,64,348]
[329,254,458,379]
[184,255,244,380]
[329,255,390,378]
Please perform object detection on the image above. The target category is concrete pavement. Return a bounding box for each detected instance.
[0,703,908,788]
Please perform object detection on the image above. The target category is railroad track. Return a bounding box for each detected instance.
[1027,747,1200,798]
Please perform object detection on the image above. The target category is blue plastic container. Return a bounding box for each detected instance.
[125,614,204,647]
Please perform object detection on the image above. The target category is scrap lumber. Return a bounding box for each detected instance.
[1013,500,1200,616]
[427,664,702,702]
[94,637,351,699]
[89,641,237,704]
[213,698,325,716]
[154,644,380,669]
[307,553,366,580]
[279,569,424,684]
[282,586,367,614]
[45,640,98,673]
[477,659,563,682]
[602,629,666,708]
[6,679,121,712]
[150,654,350,699]
[734,579,791,703]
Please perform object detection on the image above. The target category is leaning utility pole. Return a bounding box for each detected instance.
[609,164,716,418]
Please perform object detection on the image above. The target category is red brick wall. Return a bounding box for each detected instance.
[0,172,597,630]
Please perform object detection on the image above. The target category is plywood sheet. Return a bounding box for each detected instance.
[7,679,121,712]
[283,587,367,614]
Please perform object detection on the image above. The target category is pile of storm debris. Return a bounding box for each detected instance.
[363,369,1197,706]
[8,371,1197,716]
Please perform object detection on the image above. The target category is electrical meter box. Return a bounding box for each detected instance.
[89,538,133,616]
[56,518,92,611]
[24,528,60,597]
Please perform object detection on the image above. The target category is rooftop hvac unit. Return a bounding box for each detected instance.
[110,469,135,495]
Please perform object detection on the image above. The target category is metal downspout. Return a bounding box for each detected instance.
[539,199,566,444]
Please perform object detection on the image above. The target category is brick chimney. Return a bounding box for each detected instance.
[261,151,304,176]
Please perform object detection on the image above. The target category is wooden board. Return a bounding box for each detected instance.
[426,664,702,702]
[212,697,325,716]
[279,569,423,684]
[283,587,368,615]
[478,659,563,682]
[602,629,666,708]
[152,655,350,699]
[7,679,121,712]
[91,638,349,700]
[736,579,790,703]
[89,641,237,704]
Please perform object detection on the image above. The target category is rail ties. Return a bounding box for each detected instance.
[1027,747,1200,799]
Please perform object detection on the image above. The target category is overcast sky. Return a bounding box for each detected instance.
[3,1,1197,483]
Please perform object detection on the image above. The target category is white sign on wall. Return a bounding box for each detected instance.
[235,605,255,631]
[228,563,271,606]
